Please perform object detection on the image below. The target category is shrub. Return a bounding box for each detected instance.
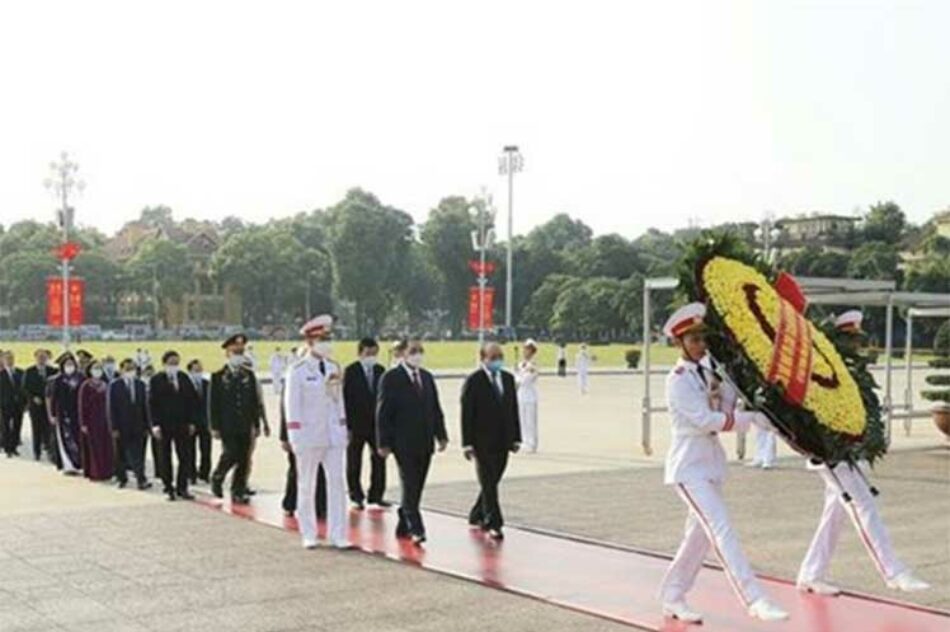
[625,348,641,369]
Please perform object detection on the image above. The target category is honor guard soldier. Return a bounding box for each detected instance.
[658,303,788,624]
[209,333,262,505]
[796,310,929,596]
[285,315,350,550]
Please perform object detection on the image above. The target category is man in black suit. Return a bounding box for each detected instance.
[344,337,387,509]
[210,333,262,505]
[185,359,212,483]
[24,349,57,461]
[109,358,152,490]
[149,350,198,500]
[0,350,26,457]
[461,342,522,540]
[376,339,448,545]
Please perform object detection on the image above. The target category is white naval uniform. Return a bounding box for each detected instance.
[269,353,286,395]
[575,350,590,394]
[516,359,539,452]
[285,354,348,547]
[659,356,767,608]
[753,425,777,467]
[797,460,907,585]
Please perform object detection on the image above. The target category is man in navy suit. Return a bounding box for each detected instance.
[343,337,387,509]
[376,339,448,545]
[108,358,152,489]
[149,350,199,500]
[186,359,212,483]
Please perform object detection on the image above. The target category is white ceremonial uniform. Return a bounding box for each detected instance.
[269,353,286,395]
[575,349,590,394]
[659,356,767,608]
[516,359,539,452]
[797,460,907,585]
[285,354,349,547]
[753,425,777,467]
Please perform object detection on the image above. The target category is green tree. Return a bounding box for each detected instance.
[73,251,125,325]
[863,201,906,245]
[327,189,413,334]
[420,196,480,335]
[847,241,900,281]
[0,251,57,324]
[128,239,191,328]
[577,233,641,279]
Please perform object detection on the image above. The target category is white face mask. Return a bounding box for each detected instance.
[405,352,423,368]
[228,354,245,368]
[104,363,116,373]
[311,341,333,358]
[64,364,77,375]
[123,371,136,380]
[90,368,104,379]
[165,365,179,376]
[190,370,202,380]
[360,355,378,369]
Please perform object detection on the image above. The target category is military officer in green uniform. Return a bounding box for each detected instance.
[209,333,262,505]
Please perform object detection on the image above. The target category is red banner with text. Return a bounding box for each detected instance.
[468,286,495,331]
[46,277,85,327]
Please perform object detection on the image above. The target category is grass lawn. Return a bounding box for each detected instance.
[0,340,682,372]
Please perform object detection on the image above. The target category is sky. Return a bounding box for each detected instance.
[1,0,948,239]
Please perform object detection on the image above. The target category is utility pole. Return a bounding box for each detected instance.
[498,145,523,337]
[470,198,495,348]
[43,152,84,349]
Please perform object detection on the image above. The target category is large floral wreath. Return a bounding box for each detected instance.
[677,234,886,465]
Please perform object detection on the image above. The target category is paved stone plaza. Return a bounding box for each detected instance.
[1,371,947,630]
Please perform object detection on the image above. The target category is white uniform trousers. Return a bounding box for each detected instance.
[753,426,777,467]
[660,480,765,607]
[519,401,538,452]
[797,465,906,584]
[295,445,347,546]
[577,369,589,394]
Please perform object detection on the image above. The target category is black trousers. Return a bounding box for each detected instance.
[394,450,432,537]
[468,450,510,530]
[347,432,386,503]
[189,425,212,481]
[28,402,51,460]
[281,450,327,516]
[212,434,251,495]
[157,425,192,494]
[115,432,148,484]
[557,359,567,377]
[1,410,22,455]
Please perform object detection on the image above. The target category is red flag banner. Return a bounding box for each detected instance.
[46,277,64,327]
[468,286,495,331]
[55,241,82,261]
[46,277,85,327]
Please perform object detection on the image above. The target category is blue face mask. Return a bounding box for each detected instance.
[487,359,504,373]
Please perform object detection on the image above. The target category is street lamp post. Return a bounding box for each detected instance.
[470,202,495,348]
[498,145,523,336]
[754,213,781,263]
[43,152,84,349]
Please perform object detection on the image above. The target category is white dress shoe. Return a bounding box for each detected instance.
[886,571,930,592]
[331,540,353,550]
[748,598,789,621]
[797,580,842,596]
[302,539,318,550]
[662,601,703,623]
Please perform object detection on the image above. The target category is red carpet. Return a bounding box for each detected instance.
[196,492,948,631]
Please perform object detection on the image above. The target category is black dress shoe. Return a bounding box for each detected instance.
[137,481,153,491]
[211,480,223,498]
[411,533,427,545]
[350,499,365,510]
[369,499,392,508]
[117,480,128,489]
[166,491,177,501]
[231,494,250,505]
[488,529,505,541]
[178,491,195,501]
[245,487,257,496]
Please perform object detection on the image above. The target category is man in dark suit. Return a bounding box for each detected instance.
[0,350,26,457]
[109,358,152,490]
[24,349,57,461]
[344,337,387,509]
[210,333,262,505]
[149,350,198,500]
[185,359,212,483]
[376,339,448,545]
[461,342,522,540]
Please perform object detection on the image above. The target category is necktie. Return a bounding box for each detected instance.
[319,360,326,376]
[128,379,135,403]
[412,369,422,394]
[492,372,503,397]
[366,367,374,393]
